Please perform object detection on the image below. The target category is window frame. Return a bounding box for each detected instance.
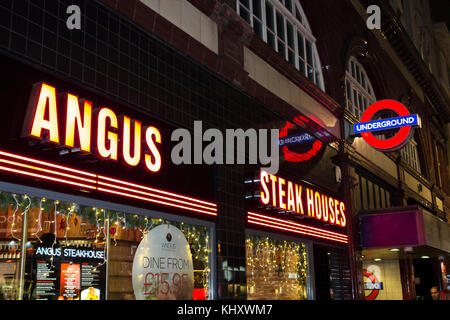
[400,137,422,174]
[0,180,218,300]
[245,228,314,300]
[345,56,376,119]
[237,0,325,91]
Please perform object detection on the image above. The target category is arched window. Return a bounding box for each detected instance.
[401,137,422,174]
[345,56,376,119]
[237,0,325,91]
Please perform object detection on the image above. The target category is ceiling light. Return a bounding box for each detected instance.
[374,258,382,261]
[421,256,430,259]
[389,248,400,252]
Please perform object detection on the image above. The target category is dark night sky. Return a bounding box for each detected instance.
[429,0,450,29]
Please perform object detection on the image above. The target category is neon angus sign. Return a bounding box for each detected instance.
[22,82,162,172]
[259,170,346,228]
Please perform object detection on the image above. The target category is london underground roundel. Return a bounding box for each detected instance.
[363,269,383,300]
[354,100,421,152]
[279,115,325,162]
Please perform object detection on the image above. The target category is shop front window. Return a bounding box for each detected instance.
[0,189,212,300]
[245,234,308,300]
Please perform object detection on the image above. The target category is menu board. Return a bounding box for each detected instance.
[80,263,101,300]
[35,260,57,300]
[31,245,106,300]
[60,263,80,300]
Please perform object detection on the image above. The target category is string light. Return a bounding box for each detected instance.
[64,206,74,244]
[0,190,213,300]
[33,198,45,243]
[94,208,101,244]
[113,212,119,246]
[50,200,58,269]
[245,235,308,300]
[10,194,20,241]
[96,210,107,269]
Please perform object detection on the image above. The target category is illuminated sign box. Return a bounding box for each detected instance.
[354,114,420,134]
[354,100,421,152]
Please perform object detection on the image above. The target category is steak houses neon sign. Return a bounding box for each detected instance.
[22,82,162,172]
[259,170,346,228]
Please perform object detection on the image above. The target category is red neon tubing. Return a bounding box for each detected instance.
[248,211,347,235]
[247,215,347,242]
[98,187,217,216]
[98,181,217,213]
[0,165,96,190]
[248,218,348,244]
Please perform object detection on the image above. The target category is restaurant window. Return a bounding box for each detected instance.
[345,56,376,119]
[246,234,308,300]
[236,0,325,90]
[0,189,212,300]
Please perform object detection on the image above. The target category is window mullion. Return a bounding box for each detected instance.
[261,0,267,43]
[283,16,288,60]
[249,0,254,27]
[293,26,299,70]
[302,36,306,76]
[312,53,316,83]
[273,7,278,52]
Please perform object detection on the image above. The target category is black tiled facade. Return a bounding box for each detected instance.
[0,0,290,299]
[0,0,351,300]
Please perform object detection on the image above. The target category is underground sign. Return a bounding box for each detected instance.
[354,100,421,152]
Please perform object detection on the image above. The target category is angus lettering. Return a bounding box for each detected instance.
[23,82,162,173]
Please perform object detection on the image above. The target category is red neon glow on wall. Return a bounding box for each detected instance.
[0,150,216,217]
[247,211,348,244]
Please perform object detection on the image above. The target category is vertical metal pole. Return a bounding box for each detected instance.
[337,148,363,300]
[105,218,110,300]
[210,224,216,300]
[18,209,28,300]
[306,241,316,300]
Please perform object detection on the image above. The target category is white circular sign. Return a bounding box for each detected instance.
[132,224,194,300]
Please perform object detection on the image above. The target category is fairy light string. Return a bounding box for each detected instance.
[10,194,20,241]
[0,190,214,300]
[113,212,119,246]
[22,195,31,241]
[33,198,45,243]
[50,200,58,269]
[245,235,308,300]
[95,210,108,270]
